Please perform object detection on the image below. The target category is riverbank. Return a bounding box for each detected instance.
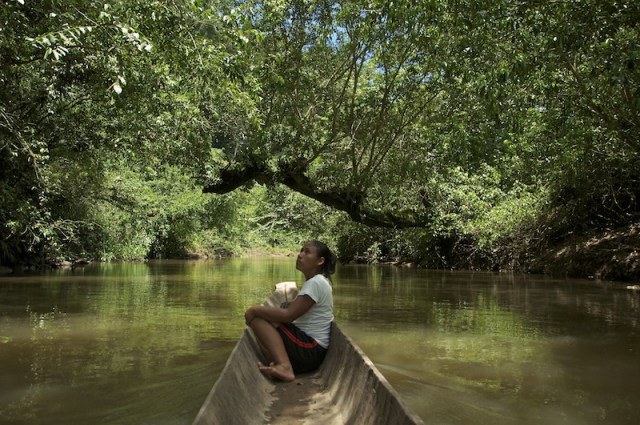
[3,225,638,284]
[523,223,640,282]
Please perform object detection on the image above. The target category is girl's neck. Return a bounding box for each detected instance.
[304,270,320,280]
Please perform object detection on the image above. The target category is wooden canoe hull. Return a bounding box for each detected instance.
[192,323,424,425]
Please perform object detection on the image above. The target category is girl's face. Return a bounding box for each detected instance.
[296,242,325,279]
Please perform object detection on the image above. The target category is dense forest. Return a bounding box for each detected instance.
[1,0,639,280]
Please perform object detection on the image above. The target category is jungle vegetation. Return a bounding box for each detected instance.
[1,0,639,277]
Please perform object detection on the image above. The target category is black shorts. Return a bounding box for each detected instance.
[277,323,328,374]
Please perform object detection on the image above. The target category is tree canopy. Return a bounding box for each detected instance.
[1,0,639,271]
[203,0,640,230]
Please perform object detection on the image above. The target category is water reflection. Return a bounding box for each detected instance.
[336,266,640,425]
[0,259,639,425]
[0,259,282,425]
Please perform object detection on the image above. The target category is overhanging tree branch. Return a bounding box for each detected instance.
[203,163,424,228]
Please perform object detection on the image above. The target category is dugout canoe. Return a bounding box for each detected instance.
[192,323,425,425]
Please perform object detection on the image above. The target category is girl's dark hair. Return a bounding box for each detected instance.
[309,240,337,278]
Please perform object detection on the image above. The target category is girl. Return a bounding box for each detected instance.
[244,240,336,381]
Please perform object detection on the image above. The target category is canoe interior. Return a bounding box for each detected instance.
[192,323,425,425]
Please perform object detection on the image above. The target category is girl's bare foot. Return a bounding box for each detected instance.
[258,361,295,382]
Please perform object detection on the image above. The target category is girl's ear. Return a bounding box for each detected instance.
[316,256,326,268]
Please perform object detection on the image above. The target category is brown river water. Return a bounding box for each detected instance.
[0,258,639,425]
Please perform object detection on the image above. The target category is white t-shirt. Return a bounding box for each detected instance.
[293,274,333,348]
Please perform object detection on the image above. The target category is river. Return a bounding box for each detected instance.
[0,258,639,425]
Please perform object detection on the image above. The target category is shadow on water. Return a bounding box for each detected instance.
[0,259,639,424]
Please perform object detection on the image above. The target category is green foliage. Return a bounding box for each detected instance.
[229,185,343,254]
[76,162,256,261]
[0,0,251,265]
[1,0,639,271]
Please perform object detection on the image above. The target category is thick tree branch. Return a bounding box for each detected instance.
[202,162,270,194]
[203,163,423,228]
